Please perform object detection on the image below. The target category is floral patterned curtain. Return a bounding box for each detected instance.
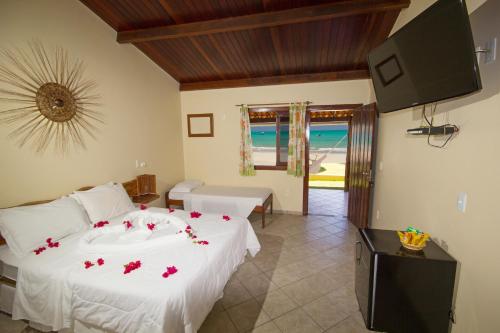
[239,105,256,176]
[287,102,307,177]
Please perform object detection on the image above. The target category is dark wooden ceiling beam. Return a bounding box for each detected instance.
[179,69,370,91]
[117,0,410,44]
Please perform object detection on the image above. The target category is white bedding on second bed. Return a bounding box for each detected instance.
[171,185,272,218]
[11,207,260,333]
[168,191,188,201]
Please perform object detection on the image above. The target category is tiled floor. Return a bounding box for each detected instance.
[308,189,348,217]
[0,213,368,333]
[198,212,368,333]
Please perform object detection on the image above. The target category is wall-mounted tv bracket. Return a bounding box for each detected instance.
[406,125,459,136]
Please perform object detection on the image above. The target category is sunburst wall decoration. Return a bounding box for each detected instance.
[0,41,101,153]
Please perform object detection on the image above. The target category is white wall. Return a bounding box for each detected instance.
[181,80,371,213]
[371,0,498,332]
[0,0,184,207]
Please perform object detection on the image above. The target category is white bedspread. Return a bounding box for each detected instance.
[183,185,272,218]
[12,208,260,333]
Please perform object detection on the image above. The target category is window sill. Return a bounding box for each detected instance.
[255,165,287,171]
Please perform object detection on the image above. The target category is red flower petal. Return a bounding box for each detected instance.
[97,258,104,266]
[93,221,109,228]
[123,260,141,274]
[140,204,148,210]
[46,237,52,244]
[167,266,178,274]
[168,208,175,213]
[190,211,202,218]
[162,272,170,278]
[147,223,156,231]
[34,247,45,255]
[223,215,231,221]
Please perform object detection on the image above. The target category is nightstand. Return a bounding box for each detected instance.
[124,174,160,205]
[132,193,160,204]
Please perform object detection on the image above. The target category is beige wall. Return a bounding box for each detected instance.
[371,0,498,332]
[2,0,496,329]
[180,81,371,213]
[0,0,184,207]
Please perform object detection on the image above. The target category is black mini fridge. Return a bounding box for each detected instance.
[355,229,457,333]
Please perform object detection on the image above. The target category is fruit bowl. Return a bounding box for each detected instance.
[397,229,430,251]
[401,242,426,251]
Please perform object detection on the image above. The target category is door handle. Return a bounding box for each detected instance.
[355,241,362,264]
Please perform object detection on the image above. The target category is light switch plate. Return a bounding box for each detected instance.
[457,192,467,213]
[485,37,497,64]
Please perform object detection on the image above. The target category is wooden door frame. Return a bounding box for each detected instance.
[302,111,311,215]
[347,103,378,228]
[344,118,352,192]
[302,104,362,215]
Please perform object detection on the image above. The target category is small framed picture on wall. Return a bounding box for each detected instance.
[187,113,214,137]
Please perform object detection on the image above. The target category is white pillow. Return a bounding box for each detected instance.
[0,197,89,257]
[171,180,204,193]
[74,182,135,223]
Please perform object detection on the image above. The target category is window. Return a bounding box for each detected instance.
[250,110,289,170]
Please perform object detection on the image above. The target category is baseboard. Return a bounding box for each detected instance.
[270,210,303,215]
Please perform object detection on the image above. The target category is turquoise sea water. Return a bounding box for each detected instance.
[251,124,348,149]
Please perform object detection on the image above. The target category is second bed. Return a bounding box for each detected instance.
[166,185,273,228]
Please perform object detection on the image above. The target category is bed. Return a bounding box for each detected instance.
[0,181,261,333]
[166,184,273,228]
[0,246,17,314]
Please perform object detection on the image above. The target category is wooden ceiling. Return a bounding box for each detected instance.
[81,0,409,90]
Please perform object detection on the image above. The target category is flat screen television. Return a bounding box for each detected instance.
[368,0,482,113]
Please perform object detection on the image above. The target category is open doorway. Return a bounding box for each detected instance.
[303,105,361,216]
[308,120,349,216]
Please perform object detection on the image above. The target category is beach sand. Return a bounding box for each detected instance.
[253,149,346,188]
[253,148,346,165]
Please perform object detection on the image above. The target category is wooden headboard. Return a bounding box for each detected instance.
[0,176,148,246]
